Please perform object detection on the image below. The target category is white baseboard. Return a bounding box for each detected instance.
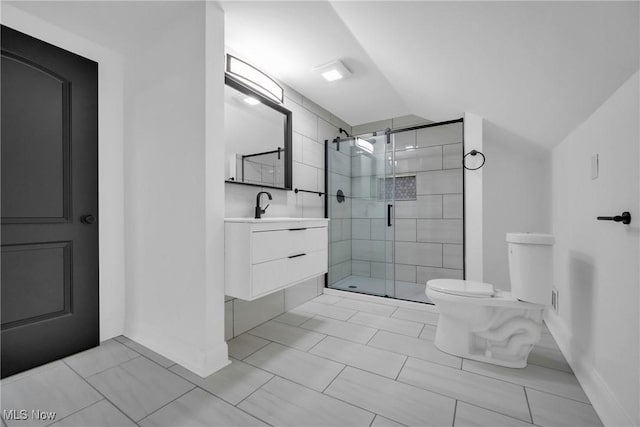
[125,323,230,378]
[544,313,636,427]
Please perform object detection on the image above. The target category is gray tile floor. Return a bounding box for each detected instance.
[1,293,603,427]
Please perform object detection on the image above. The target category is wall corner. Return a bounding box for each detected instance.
[464,112,483,281]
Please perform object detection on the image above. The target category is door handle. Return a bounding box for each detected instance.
[81,214,96,224]
[597,211,631,225]
[387,204,393,227]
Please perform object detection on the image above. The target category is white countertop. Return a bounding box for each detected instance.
[224,217,329,223]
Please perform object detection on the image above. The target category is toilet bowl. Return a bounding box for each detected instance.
[426,233,554,368]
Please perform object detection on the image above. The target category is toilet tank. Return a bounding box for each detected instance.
[507,233,554,305]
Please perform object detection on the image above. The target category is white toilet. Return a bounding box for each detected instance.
[426,233,554,368]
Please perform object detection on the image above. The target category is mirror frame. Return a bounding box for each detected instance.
[224,74,293,191]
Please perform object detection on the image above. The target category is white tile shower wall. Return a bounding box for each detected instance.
[350,126,464,284]
[225,82,351,338]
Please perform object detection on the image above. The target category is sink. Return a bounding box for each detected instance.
[224,217,329,223]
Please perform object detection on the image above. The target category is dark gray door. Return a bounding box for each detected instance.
[1,25,99,378]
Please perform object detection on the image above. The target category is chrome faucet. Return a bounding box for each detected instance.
[255,191,272,219]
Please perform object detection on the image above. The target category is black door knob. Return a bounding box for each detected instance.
[81,214,96,224]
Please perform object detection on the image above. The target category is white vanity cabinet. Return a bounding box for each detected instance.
[224,218,329,300]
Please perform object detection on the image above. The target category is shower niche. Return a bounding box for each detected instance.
[326,119,465,304]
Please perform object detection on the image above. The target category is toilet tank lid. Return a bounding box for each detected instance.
[427,279,495,297]
[506,233,554,245]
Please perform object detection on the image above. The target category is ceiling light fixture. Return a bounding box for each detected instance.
[226,54,284,104]
[322,69,343,82]
[314,60,352,82]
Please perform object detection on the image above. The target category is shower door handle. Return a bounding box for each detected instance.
[387,204,393,227]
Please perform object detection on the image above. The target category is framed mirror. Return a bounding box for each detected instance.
[224,75,292,190]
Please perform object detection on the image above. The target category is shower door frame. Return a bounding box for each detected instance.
[324,117,466,303]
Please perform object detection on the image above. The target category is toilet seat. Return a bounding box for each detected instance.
[427,279,495,298]
[426,279,542,309]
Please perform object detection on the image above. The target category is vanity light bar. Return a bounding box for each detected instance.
[226,54,284,104]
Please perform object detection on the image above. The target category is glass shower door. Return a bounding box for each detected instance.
[352,133,393,297]
[390,120,465,303]
[328,133,392,297]
[327,119,464,303]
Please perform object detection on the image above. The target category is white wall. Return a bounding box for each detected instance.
[482,128,551,290]
[1,3,127,341]
[464,113,483,281]
[204,1,229,374]
[124,2,228,376]
[224,82,351,338]
[547,70,639,427]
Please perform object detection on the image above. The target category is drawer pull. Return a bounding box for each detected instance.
[288,253,306,259]
[288,227,308,231]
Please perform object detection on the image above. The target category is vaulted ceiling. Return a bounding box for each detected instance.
[8,1,638,149]
[222,1,639,148]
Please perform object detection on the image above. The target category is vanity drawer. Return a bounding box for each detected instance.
[252,226,327,264]
[251,250,327,297]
